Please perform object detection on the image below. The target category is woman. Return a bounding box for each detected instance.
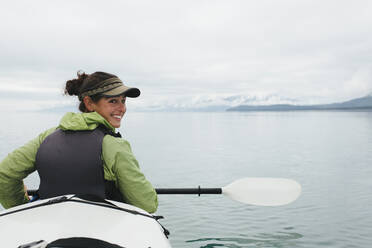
[0,71,158,213]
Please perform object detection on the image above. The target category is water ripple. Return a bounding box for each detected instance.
[187,231,304,248]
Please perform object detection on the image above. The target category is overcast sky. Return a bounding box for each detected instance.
[1,0,372,111]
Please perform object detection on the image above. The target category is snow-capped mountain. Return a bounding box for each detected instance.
[227,94,372,111]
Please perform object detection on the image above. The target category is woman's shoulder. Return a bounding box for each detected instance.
[102,135,133,153]
[101,135,139,171]
[23,127,59,148]
[38,127,59,140]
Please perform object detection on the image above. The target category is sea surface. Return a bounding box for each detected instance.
[1,110,372,248]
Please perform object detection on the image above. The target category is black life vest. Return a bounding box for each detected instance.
[35,126,123,201]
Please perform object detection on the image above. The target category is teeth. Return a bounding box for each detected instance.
[113,115,122,119]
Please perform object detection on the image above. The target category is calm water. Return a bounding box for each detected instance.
[1,111,372,247]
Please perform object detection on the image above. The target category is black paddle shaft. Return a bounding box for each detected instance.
[27,187,222,197]
[156,187,222,196]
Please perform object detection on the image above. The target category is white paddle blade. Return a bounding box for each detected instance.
[222,177,301,206]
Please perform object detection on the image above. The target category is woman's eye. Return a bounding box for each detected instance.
[109,99,117,104]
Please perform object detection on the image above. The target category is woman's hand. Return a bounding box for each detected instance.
[24,183,30,201]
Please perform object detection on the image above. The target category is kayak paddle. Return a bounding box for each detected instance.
[27,177,301,206]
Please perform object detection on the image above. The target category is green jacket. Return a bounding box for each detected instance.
[0,112,158,213]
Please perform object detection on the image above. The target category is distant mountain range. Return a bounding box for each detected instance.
[38,94,372,112]
[226,94,372,111]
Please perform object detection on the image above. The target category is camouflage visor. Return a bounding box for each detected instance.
[79,77,140,100]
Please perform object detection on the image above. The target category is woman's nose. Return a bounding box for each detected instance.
[119,102,126,112]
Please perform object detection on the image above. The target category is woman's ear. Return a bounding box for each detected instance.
[83,96,95,112]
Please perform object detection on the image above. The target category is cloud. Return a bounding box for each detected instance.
[342,64,372,99]
[1,0,372,110]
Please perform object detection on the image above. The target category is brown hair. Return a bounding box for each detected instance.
[65,71,118,112]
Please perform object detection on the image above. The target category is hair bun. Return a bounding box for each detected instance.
[64,71,89,96]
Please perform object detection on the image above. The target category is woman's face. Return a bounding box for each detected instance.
[90,95,127,128]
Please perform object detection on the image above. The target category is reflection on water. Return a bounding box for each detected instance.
[187,231,304,248]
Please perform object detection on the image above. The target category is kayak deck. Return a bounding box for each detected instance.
[0,195,171,248]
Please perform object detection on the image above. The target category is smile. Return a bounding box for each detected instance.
[112,115,122,120]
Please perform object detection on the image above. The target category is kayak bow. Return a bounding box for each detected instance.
[0,195,171,248]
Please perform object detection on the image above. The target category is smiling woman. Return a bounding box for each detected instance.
[0,71,158,213]
[65,71,139,128]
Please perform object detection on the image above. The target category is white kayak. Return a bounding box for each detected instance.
[0,195,172,248]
